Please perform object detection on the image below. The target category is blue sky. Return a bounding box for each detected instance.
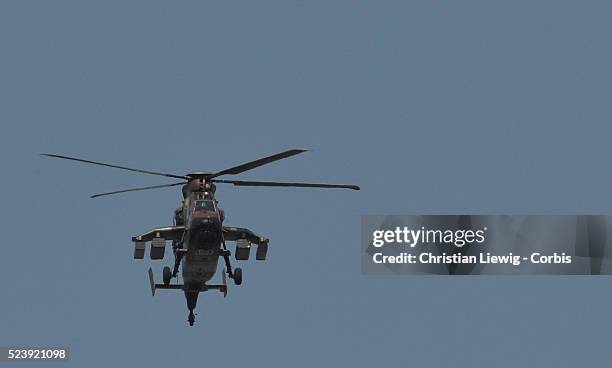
[1,2,612,367]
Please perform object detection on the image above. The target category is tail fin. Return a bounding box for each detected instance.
[222,268,228,298]
[148,267,156,296]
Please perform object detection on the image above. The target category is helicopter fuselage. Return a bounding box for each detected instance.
[179,188,224,289]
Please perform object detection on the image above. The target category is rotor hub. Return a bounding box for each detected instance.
[186,171,212,178]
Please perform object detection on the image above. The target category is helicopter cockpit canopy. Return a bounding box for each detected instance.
[194,199,215,212]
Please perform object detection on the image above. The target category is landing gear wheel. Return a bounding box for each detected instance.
[163,266,172,286]
[233,267,242,285]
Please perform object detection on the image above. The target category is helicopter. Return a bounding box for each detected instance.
[41,149,359,326]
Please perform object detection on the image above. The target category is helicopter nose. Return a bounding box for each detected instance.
[196,216,219,227]
[190,217,221,246]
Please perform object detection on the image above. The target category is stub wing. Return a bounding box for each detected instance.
[132,225,185,242]
[223,226,269,261]
[223,226,269,245]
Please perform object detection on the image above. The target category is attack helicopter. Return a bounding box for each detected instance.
[42,149,359,326]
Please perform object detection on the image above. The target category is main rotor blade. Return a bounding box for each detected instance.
[41,154,189,180]
[209,149,309,178]
[90,182,187,198]
[212,179,360,190]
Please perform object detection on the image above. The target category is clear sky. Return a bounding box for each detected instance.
[1,1,612,367]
